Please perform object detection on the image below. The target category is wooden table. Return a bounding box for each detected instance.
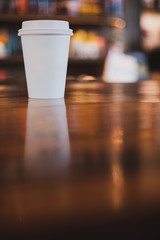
[0,80,160,239]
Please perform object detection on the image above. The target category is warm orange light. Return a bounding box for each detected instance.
[109,17,126,29]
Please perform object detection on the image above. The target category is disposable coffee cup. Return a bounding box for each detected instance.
[18,20,73,99]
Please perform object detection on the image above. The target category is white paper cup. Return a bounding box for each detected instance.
[18,20,73,99]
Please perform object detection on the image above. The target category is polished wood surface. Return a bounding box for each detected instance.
[1,80,160,239]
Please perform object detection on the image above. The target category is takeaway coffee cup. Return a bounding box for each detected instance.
[18,20,73,99]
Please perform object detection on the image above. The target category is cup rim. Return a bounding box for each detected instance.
[18,20,73,36]
[18,28,73,36]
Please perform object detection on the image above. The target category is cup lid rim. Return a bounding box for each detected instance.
[18,28,73,36]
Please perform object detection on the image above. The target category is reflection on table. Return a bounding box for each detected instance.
[0,80,160,238]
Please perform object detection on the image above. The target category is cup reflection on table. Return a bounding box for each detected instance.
[24,98,70,179]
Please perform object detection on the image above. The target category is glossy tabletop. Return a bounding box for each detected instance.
[0,80,160,239]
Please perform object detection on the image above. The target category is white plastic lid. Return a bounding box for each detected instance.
[18,20,73,36]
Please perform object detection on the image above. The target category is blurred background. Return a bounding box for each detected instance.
[0,0,160,84]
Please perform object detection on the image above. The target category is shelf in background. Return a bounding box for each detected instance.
[0,56,105,65]
[0,56,24,65]
[69,57,105,65]
[0,14,108,26]
[0,56,105,78]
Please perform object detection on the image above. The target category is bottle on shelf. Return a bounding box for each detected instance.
[38,0,48,14]
[67,0,81,16]
[0,0,29,14]
[104,0,124,19]
[48,0,56,14]
[16,0,28,14]
[0,0,9,13]
[29,0,38,13]
[0,0,17,13]
[80,0,103,16]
